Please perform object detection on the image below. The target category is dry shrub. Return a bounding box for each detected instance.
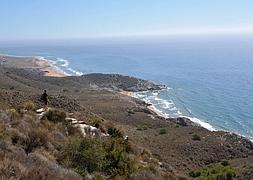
[10,129,26,145]
[0,157,26,179]
[141,149,152,160]
[23,128,48,154]
[23,101,35,111]
[131,170,160,180]
[11,127,48,154]
[66,124,82,136]
[0,153,81,180]
[10,118,20,128]
[22,162,82,180]
[41,119,55,131]
[0,123,7,139]
[7,109,20,121]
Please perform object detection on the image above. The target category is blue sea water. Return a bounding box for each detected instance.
[0,35,253,140]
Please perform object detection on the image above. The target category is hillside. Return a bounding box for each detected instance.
[0,56,253,179]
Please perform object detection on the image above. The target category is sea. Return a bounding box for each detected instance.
[0,35,253,140]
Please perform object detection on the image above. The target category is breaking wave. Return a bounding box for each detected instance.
[37,56,84,76]
[132,88,216,131]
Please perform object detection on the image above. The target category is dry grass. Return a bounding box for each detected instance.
[0,123,7,139]
[0,108,83,179]
[23,101,36,111]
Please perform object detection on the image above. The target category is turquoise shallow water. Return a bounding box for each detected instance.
[1,36,253,139]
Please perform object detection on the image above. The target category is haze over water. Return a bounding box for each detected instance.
[1,35,253,139]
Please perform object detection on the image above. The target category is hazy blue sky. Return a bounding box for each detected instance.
[1,0,253,40]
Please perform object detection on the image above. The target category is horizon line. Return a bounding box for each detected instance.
[1,26,253,42]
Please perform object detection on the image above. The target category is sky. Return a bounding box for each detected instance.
[1,0,253,40]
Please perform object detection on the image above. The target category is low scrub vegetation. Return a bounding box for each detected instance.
[192,134,201,141]
[159,128,167,135]
[136,125,148,131]
[189,161,235,179]
[42,109,67,123]
[0,107,167,179]
[0,124,6,139]
[23,101,36,111]
[59,136,136,178]
[107,127,123,138]
[11,127,48,154]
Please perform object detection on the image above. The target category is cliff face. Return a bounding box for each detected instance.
[0,57,253,179]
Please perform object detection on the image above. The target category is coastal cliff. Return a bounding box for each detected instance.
[0,55,253,179]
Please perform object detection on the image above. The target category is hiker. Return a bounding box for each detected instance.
[40,90,48,110]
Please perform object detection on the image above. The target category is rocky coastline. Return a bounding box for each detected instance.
[0,54,253,179]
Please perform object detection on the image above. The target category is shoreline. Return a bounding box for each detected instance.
[120,90,216,129]
[35,56,67,77]
[1,53,253,142]
[0,53,66,77]
[120,90,253,142]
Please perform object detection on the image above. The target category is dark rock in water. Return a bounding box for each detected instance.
[168,117,194,126]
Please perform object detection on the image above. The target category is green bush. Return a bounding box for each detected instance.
[59,136,136,177]
[127,109,135,116]
[60,137,107,175]
[137,125,148,131]
[91,118,102,128]
[107,127,123,138]
[221,160,230,166]
[43,109,66,123]
[189,171,201,178]
[159,128,167,135]
[104,139,136,176]
[192,134,201,141]
[189,162,235,179]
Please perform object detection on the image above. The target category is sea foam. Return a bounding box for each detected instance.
[37,56,84,76]
[133,88,216,132]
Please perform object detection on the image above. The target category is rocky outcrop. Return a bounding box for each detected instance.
[69,73,165,92]
[66,117,108,137]
[168,117,196,127]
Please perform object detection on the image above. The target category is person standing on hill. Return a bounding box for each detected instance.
[40,90,48,110]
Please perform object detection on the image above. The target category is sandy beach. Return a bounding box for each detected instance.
[34,58,66,77]
[0,55,66,77]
